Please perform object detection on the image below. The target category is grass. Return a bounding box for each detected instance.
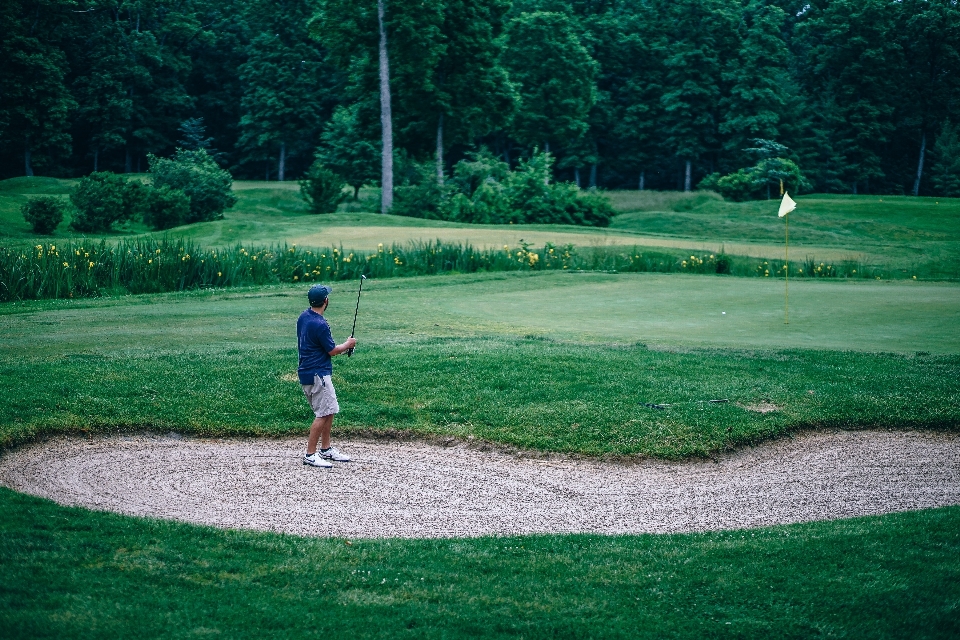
[3,181,959,635]
[3,178,958,278]
[3,487,959,638]
[609,191,960,278]
[2,272,958,455]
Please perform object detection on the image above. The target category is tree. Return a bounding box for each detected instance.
[720,1,792,170]
[239,0,335,181]
[0,0,75,176]
[430,0,515,182]
[657,0,738,191]
[501,12,597,157]
[316,104,379,199]
[895,0,960,196]
[794,0,901,193]
[931,120,960,197]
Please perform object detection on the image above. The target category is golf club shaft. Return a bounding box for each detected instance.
[347,276,365,356]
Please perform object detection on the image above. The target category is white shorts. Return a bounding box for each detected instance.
[302,374,340,418]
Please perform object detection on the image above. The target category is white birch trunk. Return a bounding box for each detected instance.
[378,0,394,213]
[684,160,692,192]
[913,131,927,197]
[278,142,286,182]
[93,148,99,172]
[436,113,444,185]
[639,170,645,191]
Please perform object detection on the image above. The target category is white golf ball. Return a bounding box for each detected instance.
[722,312,726,315]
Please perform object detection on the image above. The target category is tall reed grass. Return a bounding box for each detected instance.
[0,237,892,302]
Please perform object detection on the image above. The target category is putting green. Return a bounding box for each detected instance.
[3,271,957,355]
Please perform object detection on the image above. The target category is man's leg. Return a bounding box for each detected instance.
[306,414,334,454]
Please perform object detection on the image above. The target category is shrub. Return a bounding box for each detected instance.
[391,150,613,227]
[392,160,447,219]
[21,197,66,234]
[716,169,760,202]
[149,149,237,223]
[142,185,191,230]
[299,161,348,214]
[69,172,140,232]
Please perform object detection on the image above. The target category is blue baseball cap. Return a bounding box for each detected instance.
[308,284,332,306]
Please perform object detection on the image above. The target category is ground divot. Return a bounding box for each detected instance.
[1,430,958,539]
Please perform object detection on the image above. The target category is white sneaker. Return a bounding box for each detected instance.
[303,453,332,468]
[318,447,351,462]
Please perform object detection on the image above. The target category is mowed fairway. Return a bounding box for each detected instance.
[2,272,958,458]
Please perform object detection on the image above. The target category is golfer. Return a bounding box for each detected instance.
[298,284,356,468]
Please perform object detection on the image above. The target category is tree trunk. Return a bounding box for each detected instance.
[684,160,692,192]
[544,141,550,153]
[125,146,132,173]
[378,0,394,213]
[24,142,33,177]
[93,148,99,172]
[589,163,597,189]
[574,168,581,188]
[852,182,858,195]
[353,185,360,200]
[913,131,927,197]
[278,142,286,181]
[639,170,645,191]
[436,113,444,185]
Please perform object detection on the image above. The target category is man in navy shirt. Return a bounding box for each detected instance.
[298,284,356,468]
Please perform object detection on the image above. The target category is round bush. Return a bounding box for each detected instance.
[21,197,66,235]
[142,185,191,230]
[69,172,137,232]
[149,149,237,223]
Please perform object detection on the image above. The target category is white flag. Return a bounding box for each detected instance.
[778,192,796,217]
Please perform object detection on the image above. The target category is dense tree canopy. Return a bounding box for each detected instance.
[3,0,960,197]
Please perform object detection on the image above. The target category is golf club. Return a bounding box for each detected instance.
[347,275,366,357]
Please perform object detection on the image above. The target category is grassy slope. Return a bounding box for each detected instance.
[3,179,958,276]
[3,487,959,638]
[2,273,958,455]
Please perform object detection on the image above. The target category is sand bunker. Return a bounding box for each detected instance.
[1,430,958,538]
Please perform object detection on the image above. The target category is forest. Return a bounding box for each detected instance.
[2,0,960,197]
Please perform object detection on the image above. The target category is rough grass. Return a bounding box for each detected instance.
[2,487,959,638]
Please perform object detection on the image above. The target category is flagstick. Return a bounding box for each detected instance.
[784,212,789,324]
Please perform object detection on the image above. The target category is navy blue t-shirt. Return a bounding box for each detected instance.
[297,308,337,384]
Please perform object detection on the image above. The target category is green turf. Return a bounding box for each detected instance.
[608,191,960,278]
[2,273,957,455]
[2,487,958,638]
[3,179,958,278]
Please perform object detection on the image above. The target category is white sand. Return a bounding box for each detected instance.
[2,430,958,539]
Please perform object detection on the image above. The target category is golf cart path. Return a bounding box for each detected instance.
[2,430,959,538]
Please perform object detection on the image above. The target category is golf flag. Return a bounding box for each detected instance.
[778,192,796,217]
[779,192,795,324]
